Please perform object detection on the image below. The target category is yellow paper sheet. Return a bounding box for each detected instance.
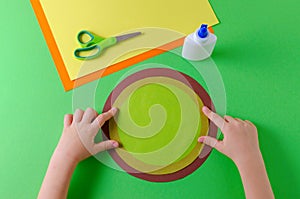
[40,0,219,80]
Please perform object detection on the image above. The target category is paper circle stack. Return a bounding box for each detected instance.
[102,68,217,182]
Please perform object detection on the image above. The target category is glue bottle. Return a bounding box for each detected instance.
[182,24,217,61]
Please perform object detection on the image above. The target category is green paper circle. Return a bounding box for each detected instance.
[111,77,202,166]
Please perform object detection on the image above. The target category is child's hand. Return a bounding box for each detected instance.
[198,107,274,199]
[54,107,119,164]
[198,106,261,165]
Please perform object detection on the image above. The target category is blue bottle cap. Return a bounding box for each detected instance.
[197,24,208,38]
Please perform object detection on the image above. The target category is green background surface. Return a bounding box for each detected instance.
[1,0,300,198]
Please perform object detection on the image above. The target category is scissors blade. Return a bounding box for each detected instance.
[115,32,142,42]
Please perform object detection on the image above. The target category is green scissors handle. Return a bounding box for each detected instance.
[74,37,117,60]
[77,30,105,48]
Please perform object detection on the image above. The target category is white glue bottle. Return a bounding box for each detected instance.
[182,24,217,61]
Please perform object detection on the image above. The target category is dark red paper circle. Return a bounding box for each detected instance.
[102,68,217,182]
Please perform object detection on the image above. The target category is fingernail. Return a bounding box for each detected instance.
[111,107,118,115]
[202,106,209,113]
[112,141,119,148]
[198,137,204,143]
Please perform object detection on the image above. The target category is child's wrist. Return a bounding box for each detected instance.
[233,150,263,169]
[52,145,80,166]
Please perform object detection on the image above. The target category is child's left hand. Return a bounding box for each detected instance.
[54,107,119,164]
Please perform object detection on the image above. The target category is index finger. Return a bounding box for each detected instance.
[92,108,118,128]
[202,106,226,130]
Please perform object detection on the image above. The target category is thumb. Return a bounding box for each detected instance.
[198,136,222,152]
[94,140,119,153]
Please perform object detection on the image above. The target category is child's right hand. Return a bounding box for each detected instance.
[198,106,261,166]
[199,107,274,199]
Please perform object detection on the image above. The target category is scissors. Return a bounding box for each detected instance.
[74,30,142,60]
